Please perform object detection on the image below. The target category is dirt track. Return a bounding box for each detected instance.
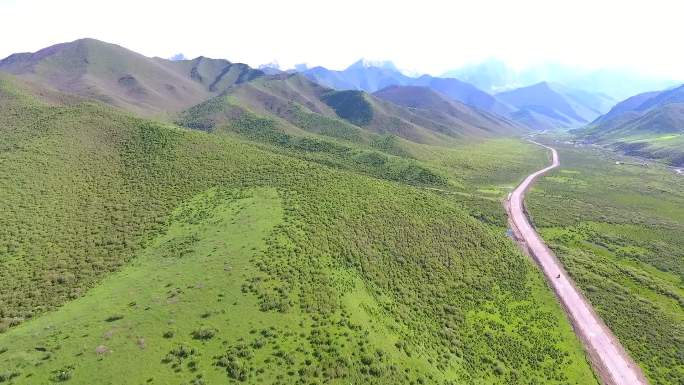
[505,142,649,385]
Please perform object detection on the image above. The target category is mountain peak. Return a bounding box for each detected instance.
[346,58,399,72]
[0,38,124,71]
[169,53,187,61]
[258,60,280,70]
[530,81,553,90]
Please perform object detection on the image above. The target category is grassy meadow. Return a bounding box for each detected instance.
[613,133,684,166]
[526,142,684,385]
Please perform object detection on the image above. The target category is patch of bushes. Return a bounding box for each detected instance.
[51,366,74,382]
[191,327,216,341]
[0,371,20,383]
[321,90,374,126]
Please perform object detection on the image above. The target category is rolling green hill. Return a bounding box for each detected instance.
[0,72,598,384]
[176,74,526,151]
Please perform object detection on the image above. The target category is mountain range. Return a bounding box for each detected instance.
[301,60,617,130]
[496,82,616,130]
[372,85,521,136]
[301,60,515,117]
[6,38,678,154]
[0,39,527,146]
[578,84,684,165]
[443,59,679,99]
[0,37,681,385]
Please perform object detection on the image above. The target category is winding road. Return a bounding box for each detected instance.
[505,142,648,385]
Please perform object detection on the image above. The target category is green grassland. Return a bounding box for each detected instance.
[578,100,684,167]
[612,133,684,166]
[410,139,549,227]
[0,74,599,383]
[526,143,684,385]
[173,74,550,229]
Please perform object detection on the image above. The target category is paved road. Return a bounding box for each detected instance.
[505,142,648,385]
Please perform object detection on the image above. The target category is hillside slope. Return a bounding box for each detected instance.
[178,74,526,147]
[591,91,660,127]
[372,85,524,138]
[0,73,598,384]
[410,75,514,116]
[580,85,684,165]
[496,82,614,129]
[0,39,526,146]
[0,38,263,116]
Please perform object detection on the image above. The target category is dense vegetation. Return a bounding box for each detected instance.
[0,75,597,384]
[175,91,444,187]
[175,89,408,156]
[321,90,374,126]
[527,143,684,385]
[410,139,549,227]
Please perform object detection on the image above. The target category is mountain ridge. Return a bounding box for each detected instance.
[578,83,684,165]
[301,61,516,117]
[496,81,615,129]
[0,38,264,117]
[443,59,679,99]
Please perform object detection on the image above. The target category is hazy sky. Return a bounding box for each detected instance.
[1,0,683,78]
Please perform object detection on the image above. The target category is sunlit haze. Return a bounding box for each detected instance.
[2,0,684,79]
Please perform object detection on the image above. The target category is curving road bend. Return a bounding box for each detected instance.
[505,142,649,385]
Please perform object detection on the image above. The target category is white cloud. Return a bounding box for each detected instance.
[1,0,683,79]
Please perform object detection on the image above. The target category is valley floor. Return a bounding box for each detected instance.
[0,42,681,385]
[506,143,647,385]
[526,140,684,385]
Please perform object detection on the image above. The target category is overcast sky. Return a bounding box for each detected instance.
[1,0,683,78]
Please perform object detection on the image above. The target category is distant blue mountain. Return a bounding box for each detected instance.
[411,75,513,116]
[579,84,684,166]
[346,59,401,72]
[301,59,513,116]
[592,84,684,126]
[299,60,622,130]
[442,59,517,93]
[258,62,284,75]
[169,53,187,61]
[302,60,413,93]
[443,60,678,100]
[496,82,616,129]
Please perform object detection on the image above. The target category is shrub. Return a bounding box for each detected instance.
[191,327,216,340]
[52,366,74,382]
[0,371,20,383]
[104,314,124,322]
